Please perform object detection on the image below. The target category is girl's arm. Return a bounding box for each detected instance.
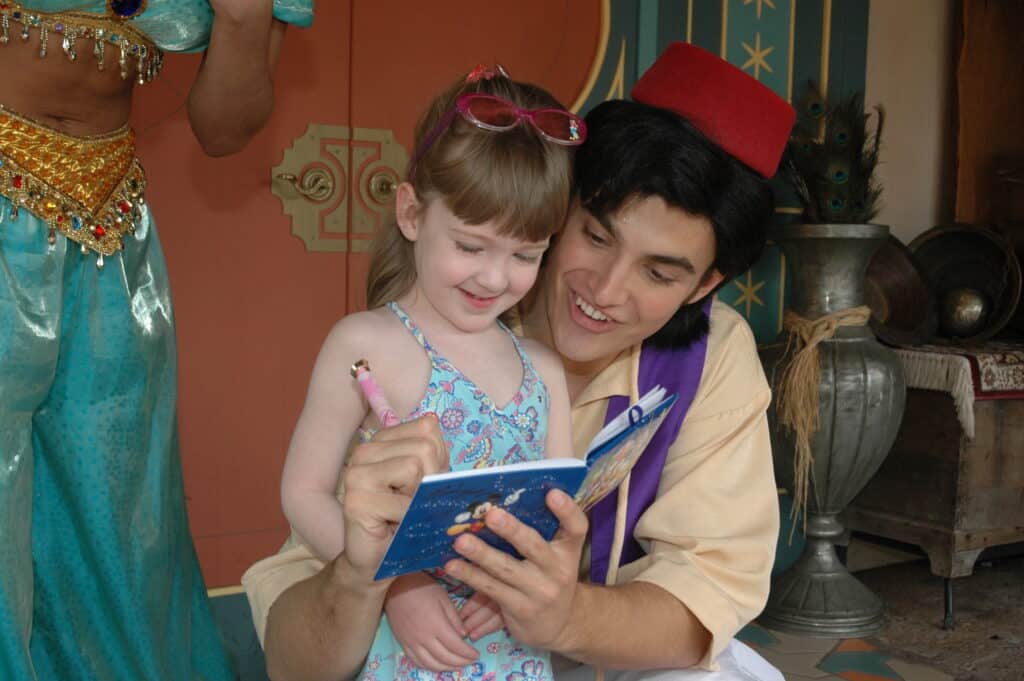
[281,316,373,561]
[186,1,286,156]
[524,339,575,460]
[265,417,450,681]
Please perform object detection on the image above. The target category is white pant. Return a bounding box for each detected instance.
[555,639,783,681]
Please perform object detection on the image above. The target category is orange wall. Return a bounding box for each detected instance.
[132,2,600,587]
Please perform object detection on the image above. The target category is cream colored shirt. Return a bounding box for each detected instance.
[242,299,778,669]
[567,299,778,667]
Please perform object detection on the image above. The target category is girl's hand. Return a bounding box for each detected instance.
[385,572,479,671]
[459,592,506,641]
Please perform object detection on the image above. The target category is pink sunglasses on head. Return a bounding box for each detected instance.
[411,93,587,175]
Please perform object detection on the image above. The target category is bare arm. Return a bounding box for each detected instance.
[522,339,574,460]
[280,315,380,561]
[265,418,449,681]
[265,554,391,681]
[187,1,286,156]
[545,581,709,669]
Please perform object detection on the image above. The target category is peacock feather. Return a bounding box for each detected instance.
[786,83,885,224]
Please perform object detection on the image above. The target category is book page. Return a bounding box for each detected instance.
[420,457,583,484]
[585,386,668,452]
[574,394,677,511]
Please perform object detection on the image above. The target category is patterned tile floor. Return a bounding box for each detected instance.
[738,622,954,681]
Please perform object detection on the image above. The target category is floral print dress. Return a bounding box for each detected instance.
[356,302,553,681]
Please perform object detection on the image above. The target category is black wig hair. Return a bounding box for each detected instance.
[575,100,775,348]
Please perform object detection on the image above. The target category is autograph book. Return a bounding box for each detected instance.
[374,386,677,580]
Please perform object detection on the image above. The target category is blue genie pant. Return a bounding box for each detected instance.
[0,2,313,677]
[0,109,234,680]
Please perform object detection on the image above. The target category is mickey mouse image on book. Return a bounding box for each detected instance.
[445,489,526,537]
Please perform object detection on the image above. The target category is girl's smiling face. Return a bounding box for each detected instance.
[397,186,550,336]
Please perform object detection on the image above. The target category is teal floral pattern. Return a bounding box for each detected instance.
[355,302,553,681]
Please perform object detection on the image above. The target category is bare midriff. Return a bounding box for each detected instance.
[0,34,135,135]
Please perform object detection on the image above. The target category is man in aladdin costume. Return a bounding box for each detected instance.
[245,43,794,681]
[0,1,311,679]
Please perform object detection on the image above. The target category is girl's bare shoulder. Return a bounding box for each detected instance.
[323,307,399,344]
[518,337,566,383]
[316,307,410,369]
[318,306,430,418]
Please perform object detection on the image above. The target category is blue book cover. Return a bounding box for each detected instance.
[374,459,587,580]
[374,386,678,580]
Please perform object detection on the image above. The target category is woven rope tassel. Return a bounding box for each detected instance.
[776,305,872,534]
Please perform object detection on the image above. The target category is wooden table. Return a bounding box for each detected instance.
[843,388,1024,627]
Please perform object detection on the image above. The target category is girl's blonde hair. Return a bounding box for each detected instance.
[366,70,575,309]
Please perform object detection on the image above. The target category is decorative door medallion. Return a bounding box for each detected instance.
[272,124,407,253]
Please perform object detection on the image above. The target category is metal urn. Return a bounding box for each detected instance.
[759,223,906,637]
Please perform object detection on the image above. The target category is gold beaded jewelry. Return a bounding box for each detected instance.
[0,106,148,267]
[0,2,162,84]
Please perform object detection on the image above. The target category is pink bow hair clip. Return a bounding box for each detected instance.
[466,63,510,83]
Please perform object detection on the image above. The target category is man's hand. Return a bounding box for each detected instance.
[263,415,448,681]
[337,415,447,582]
[385,572,479,671]
[443,489,589,652]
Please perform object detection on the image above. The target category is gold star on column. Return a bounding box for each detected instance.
[744,0,776,20]
[733,271,766,318]
[741,33,775,80]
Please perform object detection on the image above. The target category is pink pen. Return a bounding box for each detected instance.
[351,359,401,428]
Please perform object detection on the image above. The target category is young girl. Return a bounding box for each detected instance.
[280,66,583,681]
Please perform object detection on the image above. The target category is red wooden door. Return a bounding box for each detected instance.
[133,1,599,587]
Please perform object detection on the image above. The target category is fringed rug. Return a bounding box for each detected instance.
[895,343,1024,439]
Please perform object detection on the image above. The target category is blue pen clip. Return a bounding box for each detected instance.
[628,405,645,427]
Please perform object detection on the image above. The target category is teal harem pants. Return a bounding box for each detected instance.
[0,197,235,680]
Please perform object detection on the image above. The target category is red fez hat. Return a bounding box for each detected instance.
[631,42,795,178]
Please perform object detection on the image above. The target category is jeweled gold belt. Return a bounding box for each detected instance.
[0,2,162,84]
[0,106,147,267]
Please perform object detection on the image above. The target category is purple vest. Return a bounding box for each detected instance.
[589,299,712,584]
